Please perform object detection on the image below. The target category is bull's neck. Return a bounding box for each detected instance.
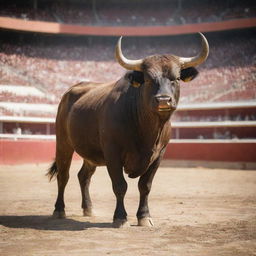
[127,87,170,149]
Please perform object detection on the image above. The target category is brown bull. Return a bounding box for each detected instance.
[47,34,209,228]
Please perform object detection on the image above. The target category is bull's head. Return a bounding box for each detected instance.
[115,33,209,117]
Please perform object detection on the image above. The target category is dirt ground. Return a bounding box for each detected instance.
[0,160,255,256]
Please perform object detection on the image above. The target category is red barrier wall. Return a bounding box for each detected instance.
[0,140,81,165]
[0,140,56,165]
[0,17,255,36]
[0,139,255,165]
[164,142,256,162]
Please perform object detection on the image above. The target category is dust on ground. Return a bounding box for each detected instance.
[0,160,255,256]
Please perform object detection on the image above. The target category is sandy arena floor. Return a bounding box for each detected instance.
[0,160,256,256]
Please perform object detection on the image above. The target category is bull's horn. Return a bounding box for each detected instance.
[178,33,209,68]
[115,36,143,71]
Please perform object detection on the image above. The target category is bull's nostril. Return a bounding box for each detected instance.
[155,95,175,111]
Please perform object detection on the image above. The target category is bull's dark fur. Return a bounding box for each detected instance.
[48,54,200,227]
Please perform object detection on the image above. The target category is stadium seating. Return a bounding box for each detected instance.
[1,28,255,118]
[0,0,255,117]
[0,0,255,26]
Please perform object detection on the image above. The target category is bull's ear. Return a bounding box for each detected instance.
[180,67,199,82]
[128,71,144,88]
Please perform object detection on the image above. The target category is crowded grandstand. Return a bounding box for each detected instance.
[1,29,255,107]
[0,0,255,26]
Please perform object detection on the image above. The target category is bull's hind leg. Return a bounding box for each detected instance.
[136,157,161,227]
[52,145,74,218]
[78,160,96,216]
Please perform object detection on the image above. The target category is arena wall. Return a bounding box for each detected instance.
[0,140,55,165]
[0,139,81,165]
[1,139,255,165]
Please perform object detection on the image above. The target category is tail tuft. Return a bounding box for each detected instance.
[46,161,58,181]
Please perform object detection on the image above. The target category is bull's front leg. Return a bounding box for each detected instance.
[105,150,129,228]
[136,156,161,227]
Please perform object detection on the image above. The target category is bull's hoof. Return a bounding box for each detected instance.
[83,208,94,217]
[112,219,130,228]
[138,217,154,227]
[52,210,66,219]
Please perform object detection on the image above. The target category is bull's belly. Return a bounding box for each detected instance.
[72,140,160,174]
[68,109,106,165]
[69,130,105,166]
[74,145,106,166]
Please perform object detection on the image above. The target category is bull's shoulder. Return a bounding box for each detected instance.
[57,82,96,115]
[61,81,102,104]
[59,80,116,114]
[67,81,100,96]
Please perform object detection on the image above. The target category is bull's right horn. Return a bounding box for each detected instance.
[177,32,209,68]
[115,36,143,71]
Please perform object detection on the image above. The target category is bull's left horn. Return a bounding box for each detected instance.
[178,33,209,68]
[115,36,143,71]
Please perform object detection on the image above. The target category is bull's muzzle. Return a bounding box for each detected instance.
[155,95,176,111]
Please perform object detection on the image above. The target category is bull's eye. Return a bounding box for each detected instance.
[177,77,181,81]
[145,78,151,85]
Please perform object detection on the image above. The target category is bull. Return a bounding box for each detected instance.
[47,33,209,228]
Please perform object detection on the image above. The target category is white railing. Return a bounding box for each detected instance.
[1,134,255,143]
[169,139,256,143]
[171,120,256,128]
[177,101,256,111]
[0,134,55,140]
[1,120,256,140]
[0,116,55,123]
[0,101,256,140]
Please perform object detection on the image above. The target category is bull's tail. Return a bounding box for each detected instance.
[46,161,58,181]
